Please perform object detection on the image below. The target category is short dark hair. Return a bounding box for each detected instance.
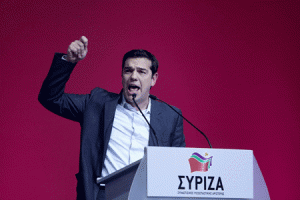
[122,49,159,76]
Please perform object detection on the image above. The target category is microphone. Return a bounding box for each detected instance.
[132,94,160,146]
[149,94,213,148]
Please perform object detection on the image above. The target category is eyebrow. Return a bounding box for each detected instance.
[124,66,148,71]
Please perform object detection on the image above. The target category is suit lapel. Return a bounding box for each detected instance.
[149,99,166,146]
[102,94,121,160]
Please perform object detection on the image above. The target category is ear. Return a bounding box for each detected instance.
[151,72,158,87]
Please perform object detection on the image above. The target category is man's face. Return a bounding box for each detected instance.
[122,57,158,105]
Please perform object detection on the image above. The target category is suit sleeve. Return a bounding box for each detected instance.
[38,53,90,122]
[171,109,186,147]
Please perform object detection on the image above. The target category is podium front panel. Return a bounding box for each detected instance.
[146,147,253,199]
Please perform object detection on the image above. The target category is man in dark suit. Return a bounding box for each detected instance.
[38,36,185,200]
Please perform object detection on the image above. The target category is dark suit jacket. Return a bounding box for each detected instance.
[38,53,185,200]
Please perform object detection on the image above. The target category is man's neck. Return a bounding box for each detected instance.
[126,97,149,111]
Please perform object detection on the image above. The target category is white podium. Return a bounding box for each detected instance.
[97,147,270,200]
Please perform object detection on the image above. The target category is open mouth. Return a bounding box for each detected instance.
[128,85,140,93]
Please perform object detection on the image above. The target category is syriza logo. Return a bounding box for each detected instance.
[177,152,224,193]
[188,152,213,172]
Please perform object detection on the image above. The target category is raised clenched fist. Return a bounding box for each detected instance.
[66,36,88,63]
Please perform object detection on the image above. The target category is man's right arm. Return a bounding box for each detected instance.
[38,36,90,122]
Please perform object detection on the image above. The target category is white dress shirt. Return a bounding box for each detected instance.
[101,96,151,177]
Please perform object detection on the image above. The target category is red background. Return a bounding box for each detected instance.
[1,0,299,199]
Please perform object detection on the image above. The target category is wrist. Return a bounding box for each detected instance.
[62,55,77,63]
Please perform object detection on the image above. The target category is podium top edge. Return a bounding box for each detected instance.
[97,159,141,184]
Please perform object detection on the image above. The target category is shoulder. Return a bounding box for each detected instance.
[89,87,121,102]
[151,99,182,117]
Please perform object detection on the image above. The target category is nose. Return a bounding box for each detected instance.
[130,69,138,81]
